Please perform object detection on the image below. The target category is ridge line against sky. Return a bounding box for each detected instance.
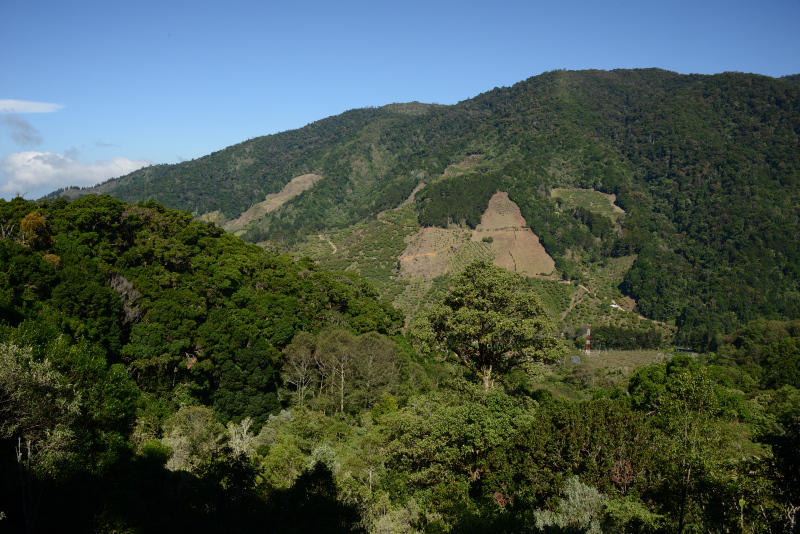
[1,0,799,200]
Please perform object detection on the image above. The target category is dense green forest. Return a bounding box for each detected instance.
[48,69,800,349]
[2,195,800,533]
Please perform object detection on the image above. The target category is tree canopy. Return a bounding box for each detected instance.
[410,260,566,391]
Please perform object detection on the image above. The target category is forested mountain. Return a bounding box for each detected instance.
[3,181,800,532]
[13,70,800,531]
[49,69,800,349]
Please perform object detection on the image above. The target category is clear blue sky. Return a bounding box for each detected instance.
[1,0,798,199]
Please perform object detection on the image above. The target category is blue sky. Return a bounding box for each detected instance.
[1,0,798,200]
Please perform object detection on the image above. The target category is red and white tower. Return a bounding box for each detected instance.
[584,324,591,356]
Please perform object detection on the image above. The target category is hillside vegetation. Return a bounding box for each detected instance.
[0,196,402,428]
[49,69,800,349]
[2,193,800,532]
[4,68,799,533]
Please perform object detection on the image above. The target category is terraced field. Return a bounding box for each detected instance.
[398,227,471,280]
[295,205,418,302]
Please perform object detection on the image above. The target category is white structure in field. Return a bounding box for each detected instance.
[584,324,591,357]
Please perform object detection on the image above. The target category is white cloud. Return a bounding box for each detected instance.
[0,100,64,113]
[0,151,150,195]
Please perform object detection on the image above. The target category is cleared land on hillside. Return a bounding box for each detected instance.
[442,154,485,177]
[394,192,556,318]
[471,192,556,277]
[224,173,323,233]
[398,227,473,280]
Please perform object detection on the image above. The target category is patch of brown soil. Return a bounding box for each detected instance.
[394,192,556,318]
[223,173,323,231]
[620,295,637,312]
[600,192,625,214]
[471,192,556,277]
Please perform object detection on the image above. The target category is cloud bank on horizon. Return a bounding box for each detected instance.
[0,151,150,198]
[0,99,150,198]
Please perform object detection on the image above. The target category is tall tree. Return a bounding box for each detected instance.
[410,260,565,391]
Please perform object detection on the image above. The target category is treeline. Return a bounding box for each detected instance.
[415,172,502,228]
[713,319,800,390]
[581,325,663,350]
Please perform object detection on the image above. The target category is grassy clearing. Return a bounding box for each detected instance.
[573,349,665,372]
[551,187,625,223]
[543,349,666,393]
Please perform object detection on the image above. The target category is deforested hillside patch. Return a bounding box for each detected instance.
[394,227,493,320]
[295,204,419,303]
[223,173,323,233]
[398,227,472,280]
[442,154,485,177]
[401,182,426,206]
[394,192,556,319]
[471,192,556,277]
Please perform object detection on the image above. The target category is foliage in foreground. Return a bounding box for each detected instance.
[1,195,799,532]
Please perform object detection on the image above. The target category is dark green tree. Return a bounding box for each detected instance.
[411,260,566,391]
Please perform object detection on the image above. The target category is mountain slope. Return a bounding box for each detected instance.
[48,70,800,347]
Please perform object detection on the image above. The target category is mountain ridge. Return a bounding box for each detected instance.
[44,68,800,347]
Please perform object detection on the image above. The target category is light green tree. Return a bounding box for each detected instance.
[161,405,228,472]
[0,342,80,534]
[532,476,607,534]
[657,366,724,534]
[261,433,305,488]
[410,260,566,391]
